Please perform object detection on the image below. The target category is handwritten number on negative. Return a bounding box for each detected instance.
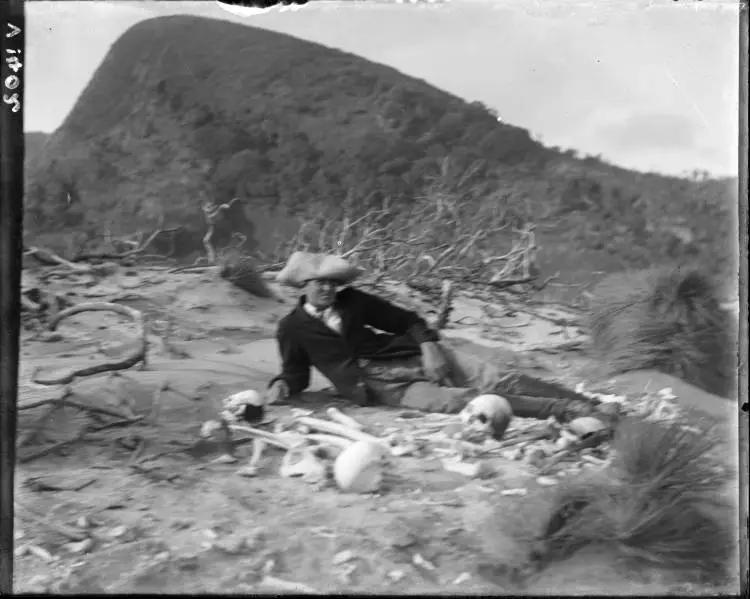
[3,93,20,112]
[6,56,22,73]
[6,24,21,38]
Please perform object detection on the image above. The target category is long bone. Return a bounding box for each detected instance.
[295,416,388,449]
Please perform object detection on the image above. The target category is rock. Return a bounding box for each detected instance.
[387,569,406,583]
[213,536,248,555]
[526,447,547,469]
[500,487,528,497]
[536,476,558,487]
[65,538,95,555]
[385,528,418,550]
[40,332,64,343]
[443,458,493,479]
[107,525,129,539]
[170,518,194,531]
[338,563,358,584]
[174,554,200,571]
[412,553,436,571]
[24,574,53,593]
[332,549,356,565]
[237,465,259,478]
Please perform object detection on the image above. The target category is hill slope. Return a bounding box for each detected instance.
[25,131,50,166]
[25,15,737,283]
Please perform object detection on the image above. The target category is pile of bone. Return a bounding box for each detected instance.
[389,397,615,484]
[574,382,682,423]
[201,391,397,494]
[201,391,628,491]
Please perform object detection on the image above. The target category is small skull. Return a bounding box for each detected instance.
[220,389,264,424]
[459,394,513,441]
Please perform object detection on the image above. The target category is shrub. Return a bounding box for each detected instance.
[218,249,274,299]
[586,265,736,398]
[482,418,736,587]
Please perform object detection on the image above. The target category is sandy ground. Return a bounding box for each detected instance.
[13,265,740,594]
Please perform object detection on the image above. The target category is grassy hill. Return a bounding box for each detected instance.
[25,131,50,166]
[24,15,737,293]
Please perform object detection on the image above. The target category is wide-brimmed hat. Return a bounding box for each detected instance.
[276,251,364,288]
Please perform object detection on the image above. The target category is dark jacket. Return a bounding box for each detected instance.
[268,287,439,403]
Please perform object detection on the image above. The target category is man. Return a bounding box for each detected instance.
[265,251,616,423]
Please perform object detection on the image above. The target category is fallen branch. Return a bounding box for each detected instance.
[73,225,181,263]
[532,272,560,293]
[17,382,71,411]
[435,279,454,330]
[62,396,136,421]
[28,302,148,386]
[17,422,91,464]
[15,498,89,541]
[20,294,42,313]
[507,304,581,328]
[23,246,91,272]
[485,276,537,290]
[168,265,218,274]
[18,402,64,447]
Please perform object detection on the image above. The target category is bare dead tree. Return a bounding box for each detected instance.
[200,197,241,264]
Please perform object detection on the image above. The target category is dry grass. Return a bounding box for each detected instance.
[586,265,736,398]
[218,250,274,299]
[483,417,736,587]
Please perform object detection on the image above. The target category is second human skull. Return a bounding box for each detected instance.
[459,394,513,440]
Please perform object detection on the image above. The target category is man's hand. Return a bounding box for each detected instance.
[265,380,289,405]
[420,342,454,386]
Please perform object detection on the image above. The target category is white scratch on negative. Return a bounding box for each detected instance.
[663,68,712,133]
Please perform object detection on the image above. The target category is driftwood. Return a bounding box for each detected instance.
[201,197,241,264]
[15,498,89,541]
[73,224,181,263]
[485,276,537,290]
[28,302,148,386]
[24,246,92,272]
[18,302,149,460]
[435,279,454,330]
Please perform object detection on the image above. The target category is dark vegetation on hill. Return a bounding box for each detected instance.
[24,131,50,166]
[24,15,738,291]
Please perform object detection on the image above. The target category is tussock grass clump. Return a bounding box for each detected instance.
[218,250,274,299]
[587,265,736,398]
[522,418,736,584]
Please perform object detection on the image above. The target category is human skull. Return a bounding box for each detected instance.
[333,441,388,493]
[220,389,264,423]
[459,394,513,440]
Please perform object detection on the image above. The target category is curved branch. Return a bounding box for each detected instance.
[33,302,147,385]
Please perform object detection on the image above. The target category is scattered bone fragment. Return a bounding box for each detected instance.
[326,407,364,431]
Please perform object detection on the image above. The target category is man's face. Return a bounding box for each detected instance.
[304,278,339,309]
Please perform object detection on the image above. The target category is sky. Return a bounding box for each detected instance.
[24,0,740,177]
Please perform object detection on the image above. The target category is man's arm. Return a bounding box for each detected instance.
[267,323,311,395]
[347,288,440,344]
[344,288,453,384]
